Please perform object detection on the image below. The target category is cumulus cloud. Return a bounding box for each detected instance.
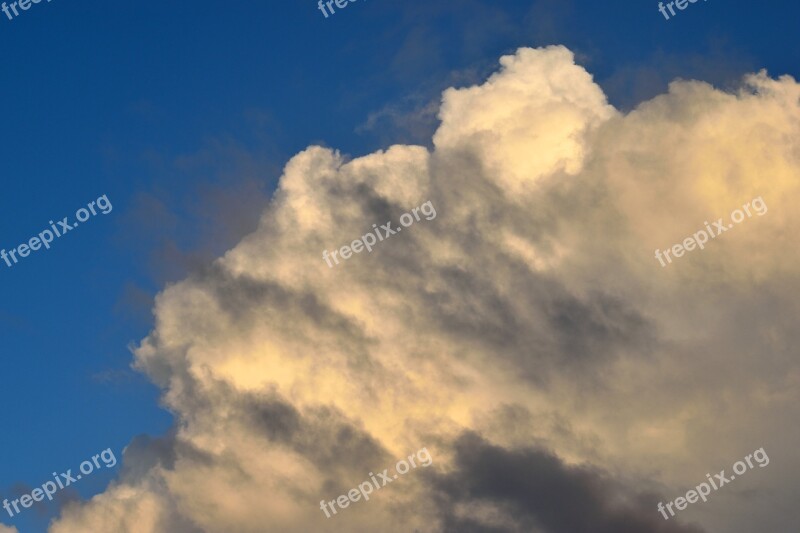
[49,46,800,532]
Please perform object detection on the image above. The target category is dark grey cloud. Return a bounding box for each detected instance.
[240,390,390,488]
[121,432,180,482]
[431,432,705,533]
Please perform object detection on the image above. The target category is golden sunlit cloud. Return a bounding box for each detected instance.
[50,46,800,533]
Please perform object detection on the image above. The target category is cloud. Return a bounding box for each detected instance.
[49,46,800,532]
[114,132,283,288]
[357,95,442,147]
[431,431,704,533]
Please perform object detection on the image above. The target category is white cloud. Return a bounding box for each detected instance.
[49,46,800,533]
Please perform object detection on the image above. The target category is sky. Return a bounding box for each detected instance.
[1,0,799,532]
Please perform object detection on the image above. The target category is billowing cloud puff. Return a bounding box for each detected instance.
[48,46,800,533]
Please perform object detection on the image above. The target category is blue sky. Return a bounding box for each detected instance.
[1,0,799,531]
